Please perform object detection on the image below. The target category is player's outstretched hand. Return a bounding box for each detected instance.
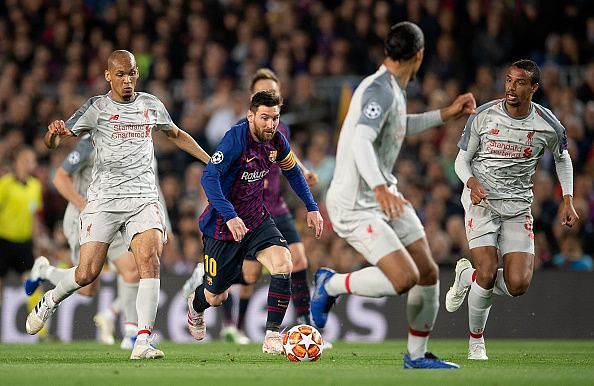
[303,170,319,188]
[560,197,579,228]
[373,184,409,219]
[442,93,477,122]
[467,177,487,204]
[46,119,73,149]
[226,217,249,242]
[307,211,324,239]
[48,120,68,135]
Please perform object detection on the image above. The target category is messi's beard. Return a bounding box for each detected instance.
[254,127,276,142]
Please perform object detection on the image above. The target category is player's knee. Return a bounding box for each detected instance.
[418,261,439,284]
[205,290,228,307]
[242,272,259,285]
[475,268,497,287]
[269,250,292,275]
[506,278,531,296]
[392,270,419,294]
[75,266,100,286]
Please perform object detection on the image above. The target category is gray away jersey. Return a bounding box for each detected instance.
[66,92,174,202]
[60,134,172,232]
[458,99,568,207]
[327,64,447,210]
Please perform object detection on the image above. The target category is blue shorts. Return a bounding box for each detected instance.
[202,217,289,294]
[273,212,301,245]
[244,213,301,261]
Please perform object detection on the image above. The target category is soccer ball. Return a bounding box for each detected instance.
[282,324,324,362]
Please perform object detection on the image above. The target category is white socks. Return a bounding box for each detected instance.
[325,267,398,297]
[50,267,82,305]
[39,264,68,286]
[118,277,139,325]
[136,278,160,340]
[406,283,439,359]
[468,282,492,343]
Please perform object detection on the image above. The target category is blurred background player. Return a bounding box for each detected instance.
[26,50,210,360]
[182,68,319,345]
[310,22,475,369]
[187,90,323,354]
[447,59,578,360]
[25,133,140,349]
[0,146,44,334]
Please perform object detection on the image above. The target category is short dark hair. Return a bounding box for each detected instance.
[250,68,280,93]
[385,21,424,61]
[250,90,282,112]
[511,59,541,84]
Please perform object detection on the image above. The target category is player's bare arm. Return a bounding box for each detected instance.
[52,167,86,211]
[226,217,249,242]
[560,195,579,227]
[306,211,324,239]
[440,93,477,122]
[45,120,74,149]
[373,184,409,219]
[163,125,211,164]
[466,176,488,205]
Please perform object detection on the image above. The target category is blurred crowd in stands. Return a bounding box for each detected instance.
[0,0,593,275]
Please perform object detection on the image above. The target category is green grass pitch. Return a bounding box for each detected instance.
[1,340,593,386]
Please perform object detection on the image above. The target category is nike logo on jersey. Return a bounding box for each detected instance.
[280,239,287,243]
[246,156,256,163]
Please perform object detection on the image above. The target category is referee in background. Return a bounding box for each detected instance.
[0,145,43,304]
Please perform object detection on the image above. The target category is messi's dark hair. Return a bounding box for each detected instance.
[250,90,282,112]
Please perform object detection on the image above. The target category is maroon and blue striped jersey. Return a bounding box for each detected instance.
[263,120,290,217]
[199,120,318,240]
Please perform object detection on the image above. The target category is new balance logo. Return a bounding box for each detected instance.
[109,114,120,121]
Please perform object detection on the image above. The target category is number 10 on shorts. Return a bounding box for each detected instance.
[204,255,217,276]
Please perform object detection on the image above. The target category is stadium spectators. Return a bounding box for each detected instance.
[0,0,592,275]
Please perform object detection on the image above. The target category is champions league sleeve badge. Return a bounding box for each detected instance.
[363,101,382,120]
[211,151,224,164]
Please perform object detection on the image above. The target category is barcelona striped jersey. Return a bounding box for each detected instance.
[200,120,318,240]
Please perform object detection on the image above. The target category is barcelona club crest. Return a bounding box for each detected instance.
[269,150,277,162]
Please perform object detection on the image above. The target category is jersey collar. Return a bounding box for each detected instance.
[502,100,534,120]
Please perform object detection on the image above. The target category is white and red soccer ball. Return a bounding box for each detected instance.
[282,324,324,362]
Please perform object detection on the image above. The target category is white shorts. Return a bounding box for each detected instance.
[63,205,128,265]
[327,198,425,265]
[79,198,167,249]
[461,188,534,255]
